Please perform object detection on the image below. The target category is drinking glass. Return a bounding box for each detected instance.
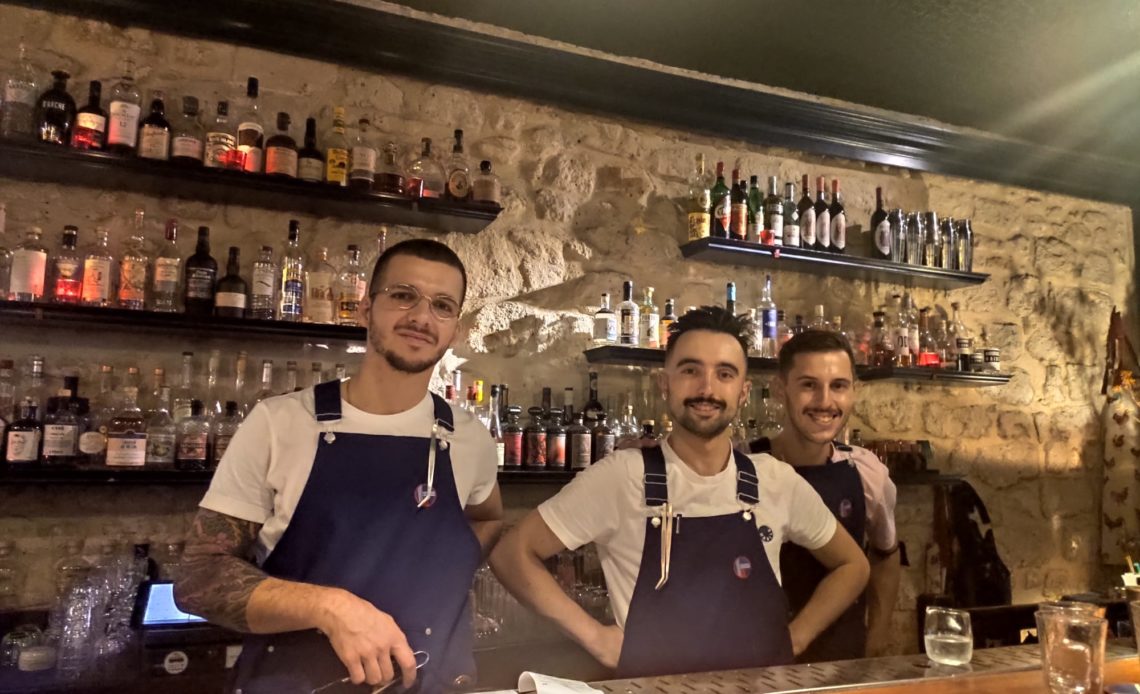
[1036,610,1106,694]
[1129,601,1140,666]
[924,606,973,666]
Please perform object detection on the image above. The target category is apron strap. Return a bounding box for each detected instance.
[732,449,760,506]
[314,380,344,422]
[430,392,455,431]
[639,445,669,507]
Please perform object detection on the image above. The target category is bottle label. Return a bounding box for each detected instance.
[817,209,831,247]
[447,170,470,199]
[138,126,170,160]
[762,308,778,340]
[831,211,846,250]
[875,220,892,255]
[730,202,748,237]
[171,135,204,161]
[281,278,304,317]
[107,101,141,148]
[215,291,247,310]
[594,315,617,343]
[146,432,176,464]
[687,212,710,241]
[619,309,636,345]
[351,147,377,175]
[784,223,801,247]
[185,267,217,300]
[570,433,591,470]
[177,432,208,462]
[326,148,349,183]
[214,433,234,464]
[503,432,523,467]
[55,258,80,282]
[10,249,47,297]
[252,266,275,301]
[237,122,265,172]
[524,431,547,467]
[72,113,107,148]
[78,430,106,455]
[595,433,616,460]
[641,312,660,348]
[307,273,334,323]
[5,430,39,462]
[546,433,566,467]
[154,258,180,292]
[106,432,147,467]
[298,157,324,182]
[4,84,33,106]
[768,210,784,244]
[265,147,298,177]
[204,131,236,168]
[119,260,147,304]
[81,258,112,303]
[495,441,505,468]
[746,219,761,243]
[801,208,816,246]
[43,424,78,457]
[713,196,731,234]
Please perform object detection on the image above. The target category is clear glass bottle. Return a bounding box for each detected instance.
[304,247,336,324]
[170,96,205,165]
[214,247,247,318]
[869,311,894,367]
[80,227,115,307]
[335,244,366,326]
[639,287,660,349]
[324,106,349,187]
[79,364,114,465]
[204,349,224,422]
[232,352,248,414]
[917,307,940,367]
[136,94,171,161]
[278,220,305,322]
[249,245,277,320]
[808,304,830,331]
[203,100,236,169]
[42,378,82,465]
[308,362,324,389]
[902,293,920,358]
[151,218,180,312]
[282,361,299,394]
[375,141,405,195]
[1,42,37,139]
[757,273,778,358]
[35,69,76,145]
[592,292,617,346]
[23,355,46,422]
[144,385,176,468]
[182,226,217,316]
[251,359,274,406]
[296,117,323,183]
[445,129,471,200]
[4,398,41,464]
[106,57,141,155]
[935,318,955,369]
[406,137,445,198]
[105,384,146,468]
[175,399,210,471]
[52,225,82,303]
[487,385,504,468]
[348,118,377,190]
[471,160,501,205]
[235,77,263,173]
[211,401,242,468]
[8,226,48,301]
[171,352,195,422]
[617,280,639,347]
[264,112,298,178]
[118,211,149,310]
[757,385,784,439]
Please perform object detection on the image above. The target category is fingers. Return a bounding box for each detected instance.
[339,651,367,685]
[392,641,418,687]
[361,653,385,686]
[378,647,396,685]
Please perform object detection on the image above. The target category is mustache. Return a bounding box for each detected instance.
[684,397,727,409]
[394,321,438,344]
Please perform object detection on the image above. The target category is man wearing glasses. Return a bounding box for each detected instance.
[175,239,502,693]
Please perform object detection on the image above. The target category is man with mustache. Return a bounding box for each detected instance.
[751,330,899,662]
[491,306,869,678]
[175,239,503,693]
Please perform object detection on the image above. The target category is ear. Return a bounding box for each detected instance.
[356,292,372,327]
[739,378,752,408]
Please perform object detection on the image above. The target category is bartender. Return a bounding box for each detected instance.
[174,239,502,693]
[491,306,869,678]
[751,330,900,661]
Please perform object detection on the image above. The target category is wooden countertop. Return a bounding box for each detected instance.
[855,657,1139,693]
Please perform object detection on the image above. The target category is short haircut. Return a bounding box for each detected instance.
[665,305,753,362]
[369,239,468,304]
[777,330,856,377]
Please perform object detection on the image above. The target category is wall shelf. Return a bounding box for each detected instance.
[679,238,989,290]
[0,467,579,487]
[0,140,502,234]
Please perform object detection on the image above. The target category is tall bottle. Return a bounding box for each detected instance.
[487,385,504,468]
[828,179,846,253]
[746,175,762,243]
[249,245,277,320]
[582,371,604,427]
[297,117,324,183]
[1,43,37,139]
[729,170,747,241]
[264,112,298,178]
[182,226,218,316]
[105,384,147,468]
[590,413,616,463]
[70,81,106,151]
[80,227,115,307]
[151,219,181,312]
[0,203,10,299]
[725,281,737,316]
[348,118,377,190]
[305,247,336,324]
[235,77,264,173]
[144,385,176,468]
[35,70,76,146]
[686,154,711,241]
[709,162,731,239]
[278,220,305,322]
[118,211,149,310]
[215,247,248,318]
[617,280,639,347]
[324,107,349,187]
[170,96,205,165]
[335,245,366,326]
[501,406,523,469]
[445,129,471,200]
[43,377,82,465]
[175,400,210,471]
[592,292,617,346]
[798,174,816,249]
[782,181,800,248]
[282,361,299,394]
[51,226,82,304]
[870,187,890,260]
[639,287,660,349]
[764,176,783,246]
[757,274,778,358]
[137,94,171,161]
[79,364,114,465]
[813,176,831,252]
[869,311,895,367]
[251,359,275,407]
[566,412,591,471]
[212,401,242,467]
[171,352,195,422]
[406,137,445,198]
[106,58,141,155]
[204,101,236,169]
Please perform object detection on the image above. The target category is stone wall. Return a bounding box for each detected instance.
[0,4,1133,654]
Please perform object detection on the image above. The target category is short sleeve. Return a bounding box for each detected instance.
[199,403,275,524]
[538,454,628,551]
[464,424,500,506]
[784,472,838,550]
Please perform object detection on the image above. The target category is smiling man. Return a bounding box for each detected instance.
[752,330,900,662]
[174,239,502,693]
[490,306,869,678]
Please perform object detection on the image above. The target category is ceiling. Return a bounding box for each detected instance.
[390,0,1140,163]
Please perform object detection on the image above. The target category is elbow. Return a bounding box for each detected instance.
[853,554,871,593]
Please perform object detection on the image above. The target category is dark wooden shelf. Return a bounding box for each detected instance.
[679,238,989,290]
[0,467,214,485]
[585,345,779,372]
[0,139,502,234]
[498,469,580,484]
[0,300,368,343]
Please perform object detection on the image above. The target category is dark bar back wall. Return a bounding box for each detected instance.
[0,3,1131,655]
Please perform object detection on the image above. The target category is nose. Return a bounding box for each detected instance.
[406,295,433,322]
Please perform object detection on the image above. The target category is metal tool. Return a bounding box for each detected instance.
[417,419,452,509]
[655,502,674,590]
[309,650,430,694]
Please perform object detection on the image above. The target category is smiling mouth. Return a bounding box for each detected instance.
[687,402,724,414]
[805,411,840,425]
[396,329,436,346]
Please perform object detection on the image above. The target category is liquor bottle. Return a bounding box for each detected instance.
[502,406,523,469]
[725,281,736,315]
[348,118,377,190]
[782,181,800,248]
[445,129,471,200]
[686,154,711,241]
[282,361,300,394]
[204,101,237,169]
[106,58,141,155]
[80,227,114,307]
[171,352,195,422]
[888,208,906,264]
[251,359,275,406]
[324,107,349,187]
[374,141,405,195]
[118,210,149,310]
[808,304,830,331]
[51,226,82,304]
[296,117,324,183]
[757,274,778,358]
[236,77,264,173]
[487,385,504,468]
[948,301,970,344]
[745,175,762,243]
[829,179,846,253]
[590,413,616,463]
[175,400,210,471]
[42,378,83,466]
[757,386,784,439]
[211,401,241,467]
[869,311,894,367]
[1,43,36,139]
[905,213,923,265]
[232,353,248,412]
[333,363,346,382]
[592,292,617,346]
[70,81,106,151]
[0,360,13,432]
[889,295,910,366]
[144,385,176,468]
[639,287,660,349]
[206,351,226,419]
[956,219,974,272]
[922,211,940,268]
[791,314,806,335]
[814,176,831,252]
[935,318,955,368]
[264,112,298,178]
[151,219,181,312]
[304,247,336,324]
[940,217,958,270]
[545,408,567,469]
[35,70,76,145]
[729,170,748,241]
[917,307,940,367]
[869,187,890,260]
[215,247,248,318]
[105,385,147,468]
[146,366,165,413]
[79,364,114,464]
[472,160,501,205]
[4,398,41,465]
[406,137,445,198]
[561,386,575,425]
[170,96,205,165]
[660,298,677,348]
[566,412,591,471]
[335,245,366,325]
[582,371,604,427]
[798,174,815,249]
[617,280,639,347]
[137,94,171,161]
[523,406,547,469]
[249,245,277,320]
[278,221,305,322]
[183,226,217,316]
[763,176,783,246]
[776,309,793,352]
[709,161,731,239]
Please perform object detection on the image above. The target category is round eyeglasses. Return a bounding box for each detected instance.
[371,284,461,321]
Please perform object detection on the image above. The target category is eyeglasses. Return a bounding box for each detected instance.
[371,284,461,321]
[309,650,430,694]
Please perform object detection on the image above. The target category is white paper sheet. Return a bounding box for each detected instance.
[517,671,604,693]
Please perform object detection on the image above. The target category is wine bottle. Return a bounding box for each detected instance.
[709,162,731,239]
[814,176,831,252]
[871,186,890,260]
[215,246,248,318]
[828,178,846,254]
[798,174,815,249]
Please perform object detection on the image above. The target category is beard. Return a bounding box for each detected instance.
[673,396,735,440]
[368,322,447,375]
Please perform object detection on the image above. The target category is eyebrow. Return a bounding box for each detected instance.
[675,357,741,375]
[796,375,853,385]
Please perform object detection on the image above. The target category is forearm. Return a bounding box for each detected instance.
[490,544,601,648]
[470,519,504,558]
[790,562,870,648]
[865,550,902,655]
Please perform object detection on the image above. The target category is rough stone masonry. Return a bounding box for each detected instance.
[0,3,1132,654]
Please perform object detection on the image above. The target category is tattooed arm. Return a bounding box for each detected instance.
[173,508,419,688]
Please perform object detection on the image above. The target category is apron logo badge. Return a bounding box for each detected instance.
[733,556,752,579]
[838,499,853,518]
[413,483,437,508]
[757,525,774,543]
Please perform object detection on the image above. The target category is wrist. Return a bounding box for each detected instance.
[314,586,350,633]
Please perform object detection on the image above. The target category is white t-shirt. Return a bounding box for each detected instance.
[538,440,837,628]
[200,386,499,564]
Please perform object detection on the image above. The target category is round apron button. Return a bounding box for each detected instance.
[266,645,274,653]
[424,627,432,636]
[757,525,774,543]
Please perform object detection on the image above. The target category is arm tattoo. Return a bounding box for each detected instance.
[173,509,266,632]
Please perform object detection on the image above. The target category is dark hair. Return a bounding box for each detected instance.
[777,330,856,377]
[664,305,753,361]
[369,239,468,304]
